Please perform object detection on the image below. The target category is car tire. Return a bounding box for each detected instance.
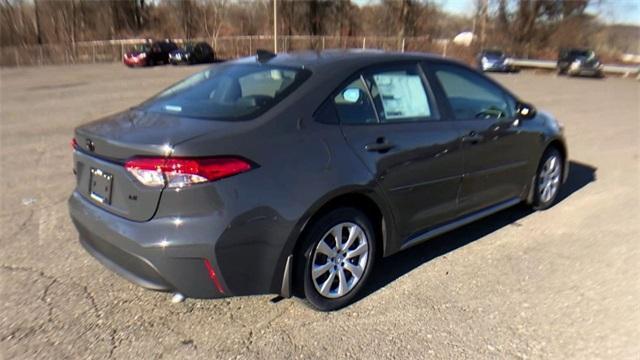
[297,207,376,311]
[532,148,563,210]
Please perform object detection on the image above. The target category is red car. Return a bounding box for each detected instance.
[123,41,178,67]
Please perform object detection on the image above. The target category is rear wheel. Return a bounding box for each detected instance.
[532,148,563,210]
[298,207,376,311]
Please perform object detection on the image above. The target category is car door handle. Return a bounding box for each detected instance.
[462,131,484,144]
[365,138,395,153]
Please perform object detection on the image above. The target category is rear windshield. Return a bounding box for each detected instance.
[140,64,311,120]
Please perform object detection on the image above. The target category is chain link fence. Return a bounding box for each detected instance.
[1,36,475,67]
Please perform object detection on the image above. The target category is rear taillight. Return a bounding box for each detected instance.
[124,156,253,188]
[71,138,78,150]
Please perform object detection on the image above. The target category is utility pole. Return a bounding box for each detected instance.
[273,0,278,53]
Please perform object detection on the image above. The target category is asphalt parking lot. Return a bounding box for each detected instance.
[1,63,638,359]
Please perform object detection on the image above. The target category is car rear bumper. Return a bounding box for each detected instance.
[68,191,227,298]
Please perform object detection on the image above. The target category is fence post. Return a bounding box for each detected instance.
[92,43,96,63]
[322,36,325,50]
[120,43,124,60]
[401,38,405,52]
[249,36,252,55]
[39,46,43,65]
[443,40,448,57]
[362,37,366,49]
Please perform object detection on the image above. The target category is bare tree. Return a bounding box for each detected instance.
[200,0,229,39]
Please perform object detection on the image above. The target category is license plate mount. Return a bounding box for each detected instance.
[89,168,113,205]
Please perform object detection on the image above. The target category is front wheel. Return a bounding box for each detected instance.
[298,208,376,311]
[532,148,563,210]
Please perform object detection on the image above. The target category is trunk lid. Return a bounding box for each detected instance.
[73,109,232,221]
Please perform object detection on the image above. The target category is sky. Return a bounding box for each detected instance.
[354,0,640,26]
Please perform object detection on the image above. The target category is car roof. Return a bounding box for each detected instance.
[229,49,444,72]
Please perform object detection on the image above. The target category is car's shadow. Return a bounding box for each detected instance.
[356,160,597,302]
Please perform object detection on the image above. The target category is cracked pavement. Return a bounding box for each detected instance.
[1,64,639,359]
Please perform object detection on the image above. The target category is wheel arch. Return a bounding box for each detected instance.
[296,192,388,257]
[271,187,396,296]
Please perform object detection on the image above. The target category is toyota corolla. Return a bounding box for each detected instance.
[69,50,568,311]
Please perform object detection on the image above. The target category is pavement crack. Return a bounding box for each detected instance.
[240,302,294,354]
[40,278,57,323]
[0,264,55,281]
[108,329,118,358]
[82,285,101,317]
[1,264,101,320]
[1,209,35,242]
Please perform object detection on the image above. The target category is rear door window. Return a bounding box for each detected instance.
[363,65,437,123]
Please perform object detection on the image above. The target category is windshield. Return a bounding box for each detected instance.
[133,44,151,52]
[140,64,311,121]
[569,50,593,58]
[483,51,504,58]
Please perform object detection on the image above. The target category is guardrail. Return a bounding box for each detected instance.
[509,58,640,77]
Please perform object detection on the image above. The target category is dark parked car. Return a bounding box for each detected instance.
[169,42,216,65]
[123,40,178,67]
[557,48,603,77]
[70,50,568,311]
[476,49,516,72]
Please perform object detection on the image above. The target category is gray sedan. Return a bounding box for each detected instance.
[69,50,568,311]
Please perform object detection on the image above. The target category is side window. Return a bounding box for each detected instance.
[364,66,435,123]
[434,65,511,120]
[238,69,297,98]
[333,78,378,125]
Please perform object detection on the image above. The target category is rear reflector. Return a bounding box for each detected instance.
[203,259,225,294]
[124,156,253,188]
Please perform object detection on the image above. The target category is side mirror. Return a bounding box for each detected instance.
[516,102,536,119]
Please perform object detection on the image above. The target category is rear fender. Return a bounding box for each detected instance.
[270,185,398,296]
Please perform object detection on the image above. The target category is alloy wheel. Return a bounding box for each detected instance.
[538,155,561,203]
[310,222,370,299]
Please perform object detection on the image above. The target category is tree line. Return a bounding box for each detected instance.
[1,0,637,58]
